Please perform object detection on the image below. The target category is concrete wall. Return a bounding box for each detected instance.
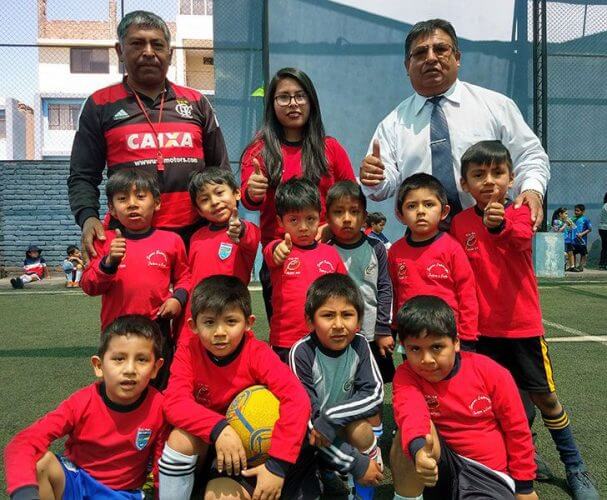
[0,161,106,269]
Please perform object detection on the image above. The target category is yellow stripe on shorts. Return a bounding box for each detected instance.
[540,337,556,392]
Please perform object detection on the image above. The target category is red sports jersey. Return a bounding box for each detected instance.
[80,228,191,330]
[189,220,260,287]
[451,204,543,338]
[393,351,535,483]
[387,232,478,341]
[240,137,355,246]
[4,383,167,495]
[164,330,310,465]
[263,241,347,348]
[23,257,46,278]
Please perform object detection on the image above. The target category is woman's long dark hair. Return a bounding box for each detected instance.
[246,67,328,188]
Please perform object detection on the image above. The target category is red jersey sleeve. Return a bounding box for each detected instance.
[163,340,226,443]
[449,240,479,342]
[4,392,80,495]
[392,365,431,460]
[240,220,261,256]
[170,235,191,295]
[262,239,282,269]
[240,140,267,210]
[325,137,355,181]
[250,341,311,464]
[79,234,115,296]
[490,205,534,252]
[480,357,536,482]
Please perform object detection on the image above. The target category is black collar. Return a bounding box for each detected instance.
[98,382,148,413]
[206,334,247,366]
[122,227,155,240]
[443,352,461,380]
[330,233,366,249]
[310,332,351,358]
[473,199,513,217]
[405,230,444,247]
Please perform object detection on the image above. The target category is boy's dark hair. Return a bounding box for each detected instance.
[366,212,387,226]
[396,173,448,215]
[106,168,161,202]
[98,315,163,359]
[191,275,252,320]
[405,19,459,61]
[305,273,364,323]
[326,180,367,211]
[275,177,321,217]
[460,140,513,179]
[574,204,585,212]
[66,245,80,255]
[188,167,238,205]
[551,207,567,224]
[396,295,457,342]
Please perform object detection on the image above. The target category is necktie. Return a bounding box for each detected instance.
[429,96,462,215]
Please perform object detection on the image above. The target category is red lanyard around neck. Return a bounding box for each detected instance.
[133,90,166,171]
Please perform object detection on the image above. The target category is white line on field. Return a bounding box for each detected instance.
[543,319,607,345]
[548,336,607,343]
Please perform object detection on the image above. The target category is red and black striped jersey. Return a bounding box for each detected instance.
[68,78,230,230]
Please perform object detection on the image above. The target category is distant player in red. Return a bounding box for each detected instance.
[388,173,478,349]
[4,315,166,500]
[159,275,317,500]
[451,140,598,499]
[80,169,191,388]
[262,177,347,360]
[390,296,537,500]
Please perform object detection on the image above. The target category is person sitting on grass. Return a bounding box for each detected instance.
[160,275,317,500]
[451,140,599,499]
[290,273,385,498]
[10,244,50,289]
[62,244,84,288]
[390,296,538,500]
[4,315,167,500]
[80,168,191,389]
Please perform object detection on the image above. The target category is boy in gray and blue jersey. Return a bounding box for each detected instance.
[326,181,395,383]
[289,274,385,495]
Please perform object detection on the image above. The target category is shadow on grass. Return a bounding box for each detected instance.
[0,346,96,358]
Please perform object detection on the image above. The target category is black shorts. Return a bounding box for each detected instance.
[565,242,575,252]
[205,444,320,499]
[424,436,516,500]
[572,244,588,256]
[369,338,396,383]
[476,336,556,393]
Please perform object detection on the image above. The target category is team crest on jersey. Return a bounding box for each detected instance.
[317,260,335,274]
[147,250,168,269]
[342,377,354,393]
[175,99,193,119]
[194,383,210,405]
[135,428,152,451]
[426,262,449,280]
[218,242,233,260]
[465,232,479,252]
[365,262,377,276]
[424,394,440,417]
[469,395,492,416]
[284,257,301,275]
[397,261,407,280]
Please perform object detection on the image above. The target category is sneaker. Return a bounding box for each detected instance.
[576,266,584,272]
[566,267,577,272]
[566,468,599,500]
[320,470,350,496]
[534,450,554,481]
[10,278,23,289]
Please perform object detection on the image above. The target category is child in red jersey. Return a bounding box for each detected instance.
[4,316,167,500]
[10,244,50,289]
[390,296,537,500]
[159,275,317,500]
[451,140,598,499]
[188,167,260,288]
[80,168,191,388]
[388,173,478,349]
[262,177,347,361]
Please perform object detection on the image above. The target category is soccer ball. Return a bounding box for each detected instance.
[225,385,280,467]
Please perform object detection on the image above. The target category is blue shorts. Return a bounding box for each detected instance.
[57,455,144,500]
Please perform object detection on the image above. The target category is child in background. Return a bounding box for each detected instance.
[366,211,391,249]
[262,177,347,361]
[10,244,49,289]
[390,296,537,500]
[388,173,478,350]
[80,168,191,388]
[160,275,317,500]
[326,181,395,382]
[4,315,167,500]
[290,274,385,499]
[572,204,592,272]
[551,207,576,270]
[62,244,84,287]
[451,140,598,499]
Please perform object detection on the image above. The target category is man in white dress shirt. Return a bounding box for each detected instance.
[360,19,549,230]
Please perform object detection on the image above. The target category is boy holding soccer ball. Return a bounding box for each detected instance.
[160,275,318,500]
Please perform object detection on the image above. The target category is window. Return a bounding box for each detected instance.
[203,56,214,65]
[48,104,81,130]
[70,48,109,73]
[179,0,213,15]
[0,112,5,139]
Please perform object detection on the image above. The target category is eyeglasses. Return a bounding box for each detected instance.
[274,92,308,106]
[409,43,455,61]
